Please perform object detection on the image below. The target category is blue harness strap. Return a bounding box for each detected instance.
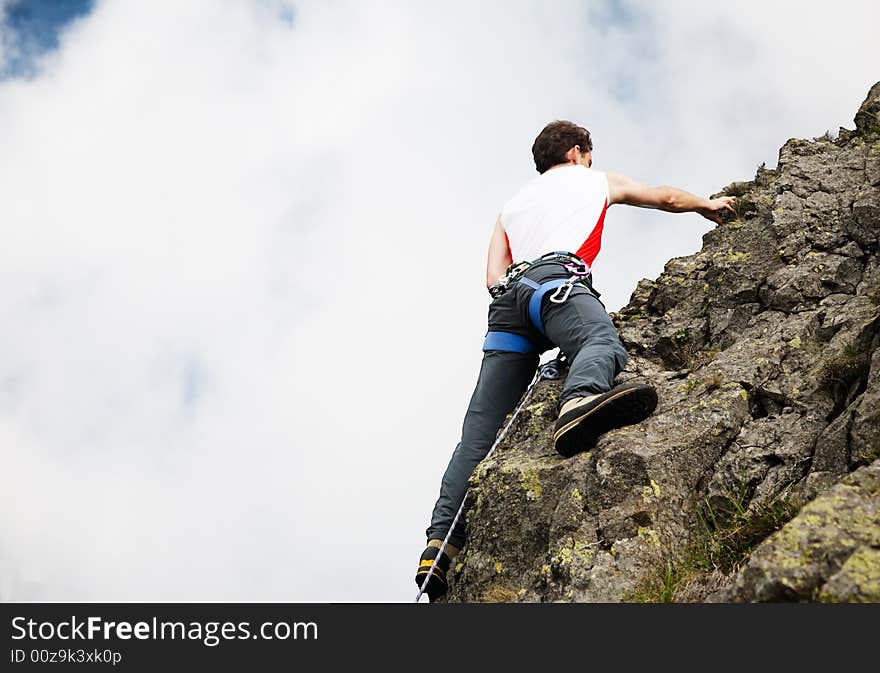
[482,330,538,353]
[518,277,569,335]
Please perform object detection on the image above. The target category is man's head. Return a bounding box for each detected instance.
[532,120,593,173]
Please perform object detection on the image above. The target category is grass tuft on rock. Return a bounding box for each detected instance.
[627,489,800,602]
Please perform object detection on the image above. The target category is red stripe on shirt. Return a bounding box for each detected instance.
[575,199,608,267]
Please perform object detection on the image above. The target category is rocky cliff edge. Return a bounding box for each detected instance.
[446,82,880,603]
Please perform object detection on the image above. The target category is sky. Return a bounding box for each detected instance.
[0,0,878,602]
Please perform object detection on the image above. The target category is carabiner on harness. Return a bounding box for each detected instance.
[490,260,533,299]
[549,258,593,304]
[549,281,574,303]
[564,258,591,277]
[502,260,532,284]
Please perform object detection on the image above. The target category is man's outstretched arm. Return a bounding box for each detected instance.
[607,172,736,225]
[486,217,513,289]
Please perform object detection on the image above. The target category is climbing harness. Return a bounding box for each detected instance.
[481,331,537,353]
[415,352,567,603]
[494,251,590,296]
[484,252,597,351]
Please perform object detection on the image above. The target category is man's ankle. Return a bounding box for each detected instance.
[427,539,461,559]
[559,392,603,415]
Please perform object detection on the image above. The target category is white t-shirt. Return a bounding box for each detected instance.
[499,164,609,269]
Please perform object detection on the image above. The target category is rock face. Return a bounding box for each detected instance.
[445,82,880,603]
[717,461,880,602]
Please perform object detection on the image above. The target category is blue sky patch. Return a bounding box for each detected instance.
[276,3,296,27]
[1,0,94,78]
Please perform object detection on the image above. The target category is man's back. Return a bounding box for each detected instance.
[500,164,609,268]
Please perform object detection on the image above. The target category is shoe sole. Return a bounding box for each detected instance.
[553,383,658,458]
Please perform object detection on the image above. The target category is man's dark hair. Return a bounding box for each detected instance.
[531,120,593,174]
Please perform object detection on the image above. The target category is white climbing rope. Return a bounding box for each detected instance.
[415,352,564,603]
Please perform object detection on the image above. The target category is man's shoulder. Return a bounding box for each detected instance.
[500,173,543,212]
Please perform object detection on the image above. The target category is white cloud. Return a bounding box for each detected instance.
[0,0,877,601]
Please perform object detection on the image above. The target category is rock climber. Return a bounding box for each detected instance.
[415,120,737,601]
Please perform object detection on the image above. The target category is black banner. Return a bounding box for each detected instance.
[2,603,876,669]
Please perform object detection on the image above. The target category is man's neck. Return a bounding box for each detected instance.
[546,162,579,172]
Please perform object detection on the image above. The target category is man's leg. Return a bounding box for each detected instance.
[542,287,656,456]
[425,349,539,549]
[542,287,628,408]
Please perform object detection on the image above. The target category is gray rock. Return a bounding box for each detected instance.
[445,83,880,603]
[716,460,880,602]
[854,81,880,137]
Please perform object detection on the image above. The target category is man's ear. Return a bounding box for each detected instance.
[564,146,579,163]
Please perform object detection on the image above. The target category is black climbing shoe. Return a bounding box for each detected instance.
[553,383,658,458]
[415,546,452,601]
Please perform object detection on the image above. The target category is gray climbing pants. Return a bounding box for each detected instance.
[426,260,628,549]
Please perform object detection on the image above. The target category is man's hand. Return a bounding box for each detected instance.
[697,196,737,225]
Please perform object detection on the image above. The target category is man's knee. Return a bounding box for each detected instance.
[571,320,622,350]
[567,326,628,375]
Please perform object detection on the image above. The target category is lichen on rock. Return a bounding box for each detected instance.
[717,460,880,602]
